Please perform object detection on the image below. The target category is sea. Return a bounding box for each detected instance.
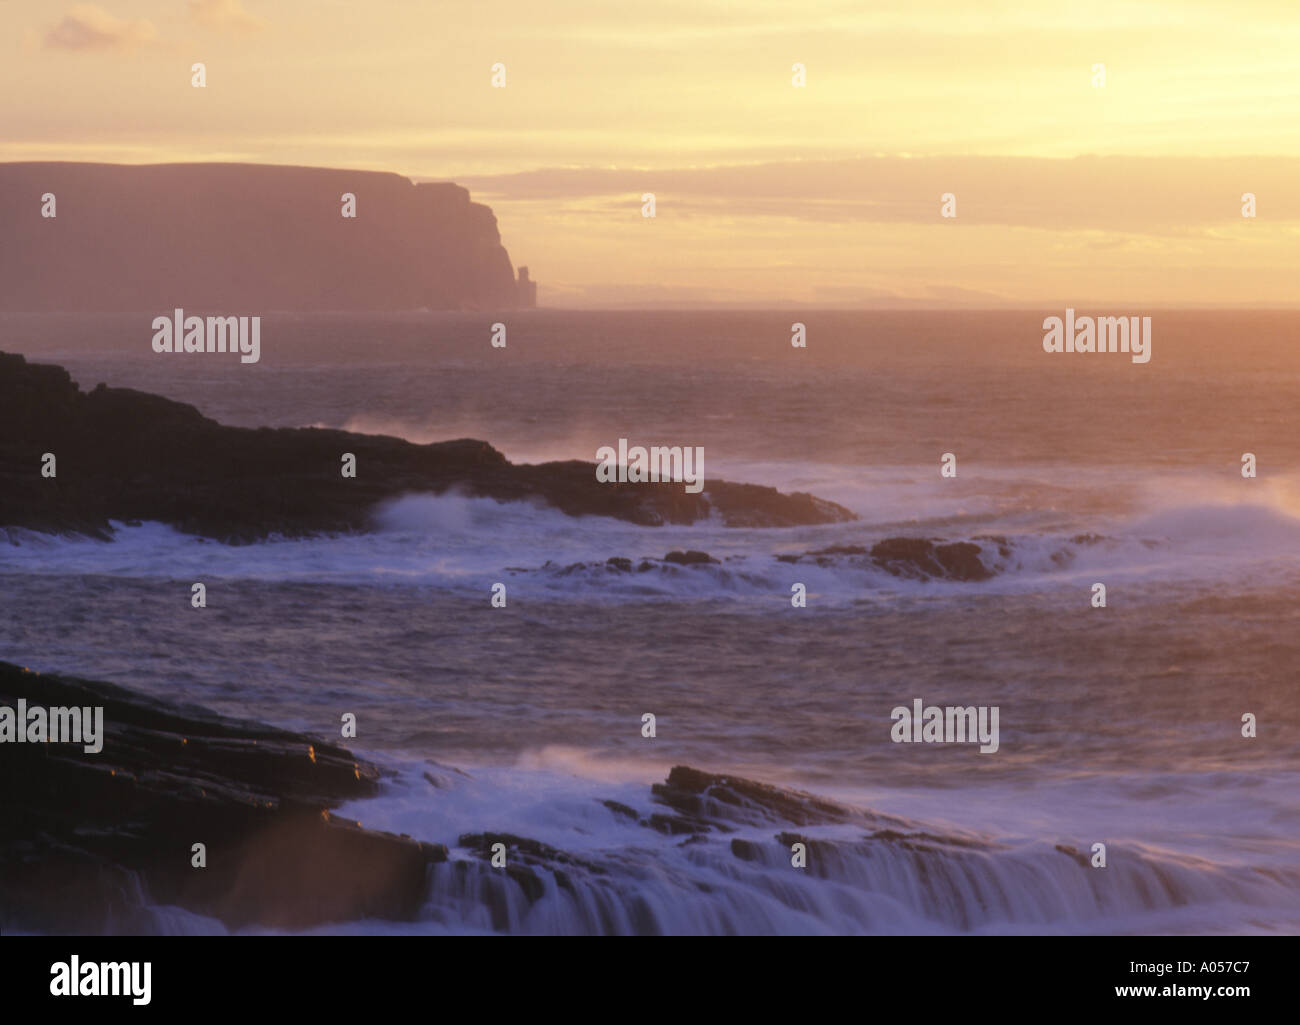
[2,309,1298,934]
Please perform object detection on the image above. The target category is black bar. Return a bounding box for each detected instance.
[2,936,1292,1013]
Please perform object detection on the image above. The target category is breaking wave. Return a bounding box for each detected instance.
[4,487,1299,603]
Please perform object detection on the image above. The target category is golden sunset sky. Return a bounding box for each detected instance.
[3,0,1298,306]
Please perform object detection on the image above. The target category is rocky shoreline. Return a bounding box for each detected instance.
[0,352,855,541]
[0,659,901,934]
[1,660,1218,935]
[0,660,443,933]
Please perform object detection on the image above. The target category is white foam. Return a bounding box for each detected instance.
[4,468,1299,602]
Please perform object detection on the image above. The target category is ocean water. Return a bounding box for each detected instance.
[2,310,1299,934]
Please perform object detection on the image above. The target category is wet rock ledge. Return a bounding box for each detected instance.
[0,660,443,934]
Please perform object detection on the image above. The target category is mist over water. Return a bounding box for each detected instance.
[3,310,1298,934]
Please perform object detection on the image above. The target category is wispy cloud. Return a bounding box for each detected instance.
[189,0,268,35]
[458,156,1300,232]
[43,5,160,52]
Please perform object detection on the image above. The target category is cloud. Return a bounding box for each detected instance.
[189,0,268,34]
[457,155,1300,232]
[44,5,160,52]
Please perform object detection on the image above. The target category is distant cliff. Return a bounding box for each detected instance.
[0,162,535,312]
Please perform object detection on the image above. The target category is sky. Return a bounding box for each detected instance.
[2,0,1298,307]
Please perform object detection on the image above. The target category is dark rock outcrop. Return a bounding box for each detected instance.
[0,162,528,311]
[660,548,722,564]
[0,352,856,540]
[662,550,720,566]
[541,552,727,576]
[651,765,857,829]
[867,537,992,581]
[0,661,445,934]
[776,536,993,581]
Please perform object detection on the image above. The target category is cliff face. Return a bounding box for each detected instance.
[0,162,530,311]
